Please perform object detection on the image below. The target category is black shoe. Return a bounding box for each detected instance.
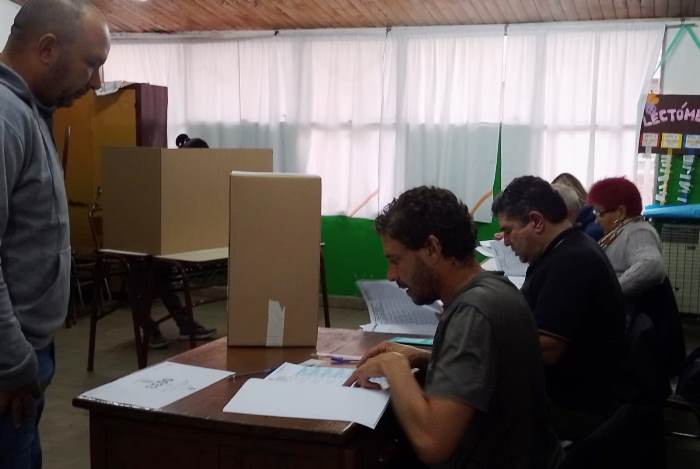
[178,322,216,341]
[148,328,169,349]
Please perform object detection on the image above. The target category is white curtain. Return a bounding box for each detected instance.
[238,31,387,216]
[102,40,243,147]
[501,21,665,197]
[103,21,664,218]
[380,26,504,222]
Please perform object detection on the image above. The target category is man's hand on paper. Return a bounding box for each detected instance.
[358,341,431,369]
[343,352,410,389]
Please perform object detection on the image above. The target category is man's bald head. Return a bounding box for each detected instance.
[2,0,110,107]
[8,0,102,50]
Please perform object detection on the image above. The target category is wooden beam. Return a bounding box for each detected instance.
[587,0,605,18]
[599,0,618,18]
[654,0,669,16]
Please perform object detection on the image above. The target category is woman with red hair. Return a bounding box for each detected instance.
[588,177,662,294]
[588,177,685,379]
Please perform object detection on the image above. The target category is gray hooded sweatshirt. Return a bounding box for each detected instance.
[0,62,70,391]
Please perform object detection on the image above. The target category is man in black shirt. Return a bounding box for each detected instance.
[345,186,561,468]
[492,176,627,439]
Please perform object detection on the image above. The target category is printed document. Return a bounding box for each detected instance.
[491,239,529,276]
[79,362,234,409]
[357,279,439,336]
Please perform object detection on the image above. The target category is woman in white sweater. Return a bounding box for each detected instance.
[588,176,685,378]
[587,177,665,295]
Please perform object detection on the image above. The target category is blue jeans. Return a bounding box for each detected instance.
[0,342,56,469]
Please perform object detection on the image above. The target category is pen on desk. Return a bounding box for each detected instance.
[233,366,279,378]
[330,356,360,364]
[314,352,363,362]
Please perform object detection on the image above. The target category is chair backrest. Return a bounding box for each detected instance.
[628,277,686,377]
[676,346,700,406]
[624,312,671,403]
[88,202,104,251]
[559,402,665,469]
[560,314,670,469]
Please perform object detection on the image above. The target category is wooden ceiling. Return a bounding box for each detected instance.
[11,0,700,33]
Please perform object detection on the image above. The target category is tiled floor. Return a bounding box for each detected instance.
[37,300,700,469]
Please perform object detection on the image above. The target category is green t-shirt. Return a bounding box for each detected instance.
[425,271,561,469]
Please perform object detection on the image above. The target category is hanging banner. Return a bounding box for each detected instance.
[678,154,696,204]
[640,94,700,155]
[656,153,673,204]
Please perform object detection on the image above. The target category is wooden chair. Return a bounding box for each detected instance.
[86,200,132,371]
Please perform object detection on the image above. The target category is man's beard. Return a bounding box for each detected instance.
[403,258,439,306]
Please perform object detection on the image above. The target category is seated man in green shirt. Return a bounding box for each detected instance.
[345,186,562,469]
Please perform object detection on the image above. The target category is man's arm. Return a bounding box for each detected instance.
[539,333,568,365]
[357,341,431,370]
[618,228,666,296]
[346,352,474,464]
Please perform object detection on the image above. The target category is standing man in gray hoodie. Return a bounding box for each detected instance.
[0,1,110,467]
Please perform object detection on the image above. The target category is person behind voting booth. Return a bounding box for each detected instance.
[0,0,110,467]
[146,134,216,349]
[344,187,562,469]
[492,176,627,440]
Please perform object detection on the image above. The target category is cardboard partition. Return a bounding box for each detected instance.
[227,172,321,347]
[102,147,273,254]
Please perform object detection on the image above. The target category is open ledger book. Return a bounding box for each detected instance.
[356,280,441,336]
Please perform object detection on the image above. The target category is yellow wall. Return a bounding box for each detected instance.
[53,89,138,253]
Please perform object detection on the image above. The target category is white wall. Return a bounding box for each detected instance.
[662,23,700,94]
[0,0,20,50]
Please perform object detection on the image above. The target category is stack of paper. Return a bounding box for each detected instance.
[79,362,234,409]
[491,239,528,276]
[223,362,390,428]
[476,240,496,258]
[356,280,440,336]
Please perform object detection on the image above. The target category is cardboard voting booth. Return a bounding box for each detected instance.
[227,172,321,347]
[101,147,273,255]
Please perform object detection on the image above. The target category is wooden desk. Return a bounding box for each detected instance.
[74,328,410,469]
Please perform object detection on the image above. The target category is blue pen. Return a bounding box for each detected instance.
[330,356,360,364]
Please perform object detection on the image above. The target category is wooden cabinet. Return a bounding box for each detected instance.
[53,83,167,252]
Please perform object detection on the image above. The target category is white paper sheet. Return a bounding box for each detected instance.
[223,378,390,428]
[507,276,526,289]
[476,245,495,258]
[481,257,499,272]
[265,362,354,386]
[491,239,529,276]
[360,322,438,336]
[79,362,234,409]
[356,280,439,336]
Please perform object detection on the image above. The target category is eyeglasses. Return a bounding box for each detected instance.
[592,208,615,217]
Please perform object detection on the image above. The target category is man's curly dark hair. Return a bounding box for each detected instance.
[375,186,476,261]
